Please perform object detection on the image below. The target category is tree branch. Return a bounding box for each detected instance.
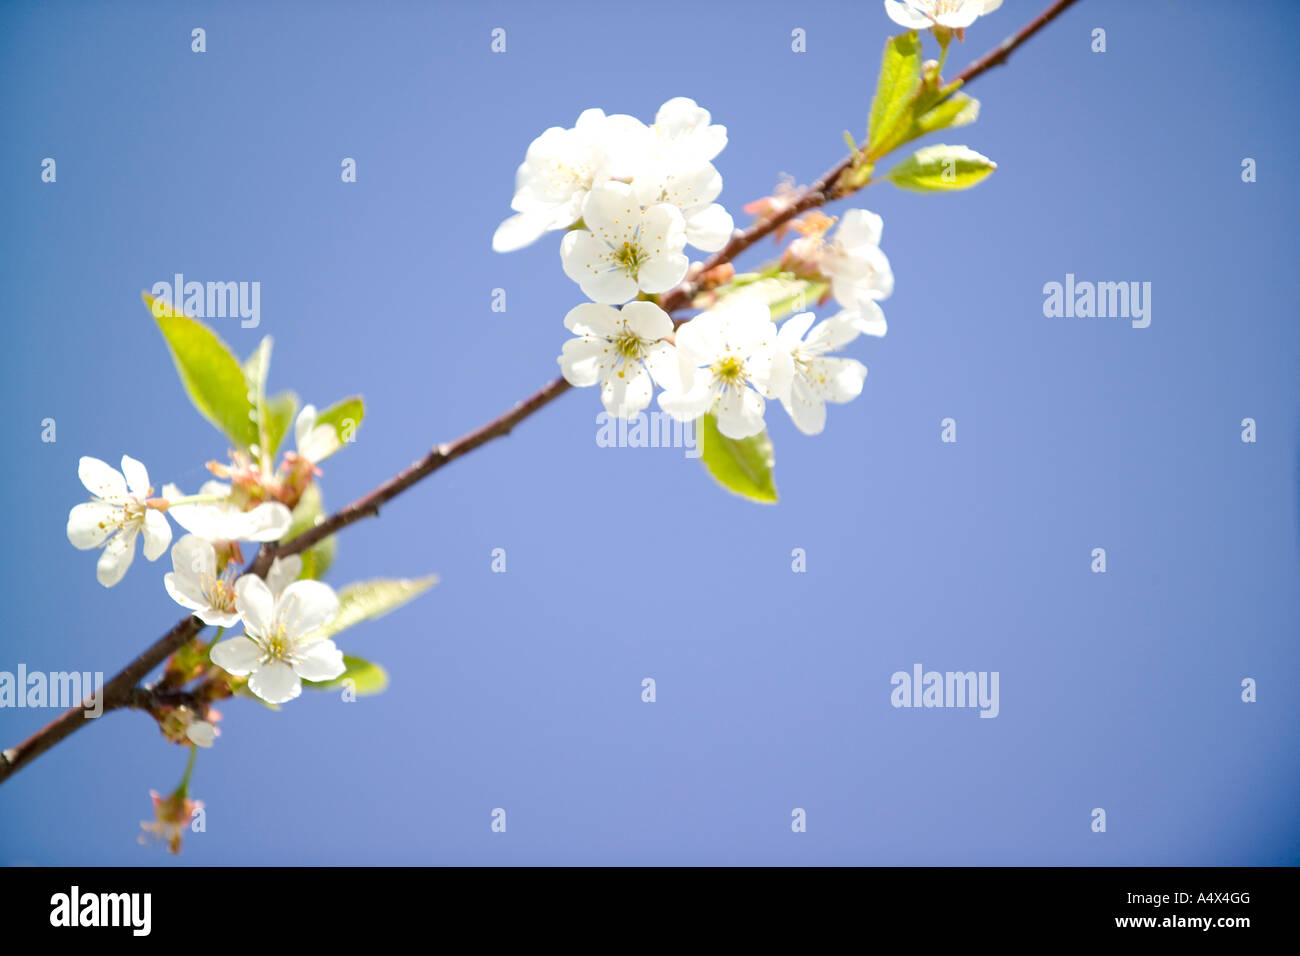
[0,0,1079,788]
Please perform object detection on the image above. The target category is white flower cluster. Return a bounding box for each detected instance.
[494,98,896,440]
[65,407,348,710]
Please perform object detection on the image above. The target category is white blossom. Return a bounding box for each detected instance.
[163,534,241,627]
[66,456,172,587]
[209,576,344,705]
[658,299,792,440]
[163,481,291,544]
[558,302,682,417]
[773,312,869,435]
[818,209,895,311]
[560,182,688,304]
[492,108,645,253]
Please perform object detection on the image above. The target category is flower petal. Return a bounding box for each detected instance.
[234,575,276,637]
[277,579,340,638]
[238,502,293,542]
[210,635,262,676]
[67,501,118,550]
[120,455,151,497]
[248,661,302,705]
[141,508,172,561]
[96,530,136,588]
[559,336,608,388]
[78,457,127,501]
[621,301,673,341]
[293,639,346,682]
[265,554,302,597]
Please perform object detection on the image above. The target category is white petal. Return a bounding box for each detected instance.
[836,208,884,249]
[621,301,673,341]
[294,640,346,682]
[839,299,888,337]
[265,554,302,596]
[817,357,869,404]
[714,387,767,440]
[96,530,137,587]
[582,268,639,305]
[884,1,934,29]
[67,501,118,549]
[684,203,734,252]
[277,579,340,638]
[186,721,216,748]
[234,575,276,637]
[637,253,689,294]
[78,457,127,501]
[777,311,817,346]
[642,342,683,393]
[120,455,151,497]
[248,661,302,705]
[141,508,172,561]
[559,337,608,388]
[210,635,262,676]
[492,211,550,253]
[238,502,293,542]
[783,378,829,436]
[601,364,654,418]
[658,378,716,423]
[581,181,639,244]
[563,302,621,338]
[294,405,317,451]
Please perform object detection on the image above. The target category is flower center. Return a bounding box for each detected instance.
[712,355,747,387]
[614,330,645,359]
[204,574,237,612]
[612,241,645,276]
[262,625,294,663]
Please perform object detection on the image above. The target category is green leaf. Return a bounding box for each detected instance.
[281,483,335,579]
[263,390,299,460]
[304,656,389,696]
[867,31,923,158]
[314,575,438,641]
[886,144,996,192]
[905,91,980,145]
[698,413,777,504]
[143,292,258,449]
[314,396,364,448]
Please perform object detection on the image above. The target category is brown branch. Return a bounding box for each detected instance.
[0,0,1079,788]
[660,0,1082,314]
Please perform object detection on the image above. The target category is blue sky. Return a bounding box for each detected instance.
[1,0,1297,865]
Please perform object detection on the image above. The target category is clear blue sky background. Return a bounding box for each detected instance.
[1,0,1296,865]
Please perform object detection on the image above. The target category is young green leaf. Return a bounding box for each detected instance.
[262,390,300,460]
[315,396,365,448]
[304,656,389,696]
[699,413,778,504]
[904,91,980,146]
[313,576,438,641]
[867,31,923,158]
[143,292,258,449]
[886,144,996,192]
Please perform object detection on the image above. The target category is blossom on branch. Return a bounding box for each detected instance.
[66,455,172,588]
